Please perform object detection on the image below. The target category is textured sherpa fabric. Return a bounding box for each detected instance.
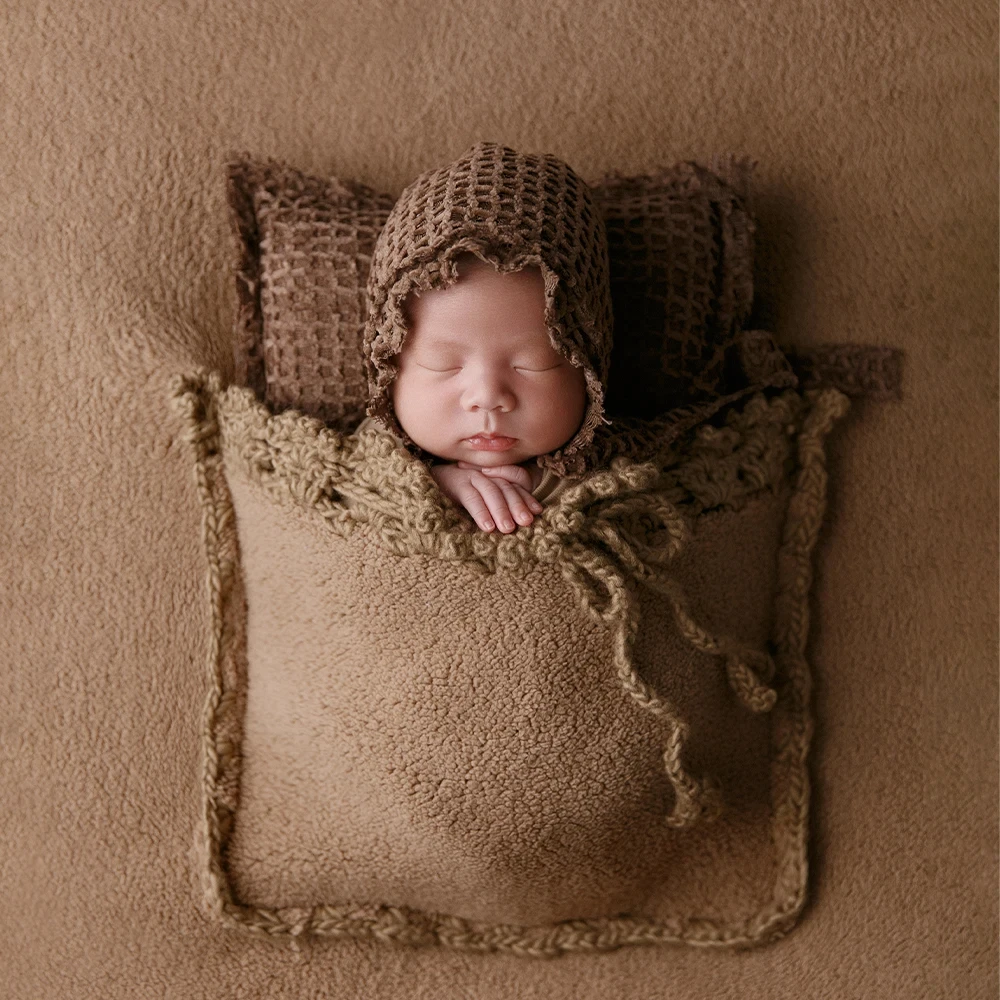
[361,141,616,477]
[7,0,994,996]
[169,370,851,953]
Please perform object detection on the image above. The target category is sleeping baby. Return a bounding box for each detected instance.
[358,141,616,533]
[357,252,582,531]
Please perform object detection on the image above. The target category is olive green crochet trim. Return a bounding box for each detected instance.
[212,378,808,558]
[168,369,850,955]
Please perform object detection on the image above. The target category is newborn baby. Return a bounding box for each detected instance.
[389,252,587,532]
[360,141,616,533]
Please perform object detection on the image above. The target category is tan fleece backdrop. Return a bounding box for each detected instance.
[2,1,997,997]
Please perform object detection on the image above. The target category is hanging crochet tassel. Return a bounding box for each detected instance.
[557,478,778,829]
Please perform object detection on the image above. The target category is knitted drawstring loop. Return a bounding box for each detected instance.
[639,574,779,715]
[549,465,778,828]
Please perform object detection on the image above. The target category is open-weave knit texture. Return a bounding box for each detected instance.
[593,162,756,417]
[227,158,398,428]
[169,370,851,955]
[226,150,904,450]
[361,141,615,476]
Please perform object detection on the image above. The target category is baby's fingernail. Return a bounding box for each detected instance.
[483,520,494,530]
[500,519,513,531]
[516,512,532,524]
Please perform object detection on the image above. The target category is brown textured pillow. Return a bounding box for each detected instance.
[594,163,756,417]
[226,152,763,428]
[228,160,396,429]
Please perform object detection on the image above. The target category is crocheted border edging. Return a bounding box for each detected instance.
[168,372,850,957]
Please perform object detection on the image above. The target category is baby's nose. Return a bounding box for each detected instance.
[465,382,515,412]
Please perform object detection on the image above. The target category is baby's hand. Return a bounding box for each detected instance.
[430,461,544,533]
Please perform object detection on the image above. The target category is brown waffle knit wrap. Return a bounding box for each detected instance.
[362,141,615,477]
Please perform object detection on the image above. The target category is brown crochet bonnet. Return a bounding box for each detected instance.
[362,141,615,478]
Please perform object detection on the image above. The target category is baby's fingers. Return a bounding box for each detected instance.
[458,478,516,533]
[484,480,543,532]
[501,483,543,518]
[526,488,544,514]
[457,489,498,532]
[478,463,533,491]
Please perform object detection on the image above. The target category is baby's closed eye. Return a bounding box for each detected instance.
[415,362,561,374]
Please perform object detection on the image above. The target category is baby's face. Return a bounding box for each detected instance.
[390,255,587,467]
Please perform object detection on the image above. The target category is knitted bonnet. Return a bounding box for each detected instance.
[362,141,615,477]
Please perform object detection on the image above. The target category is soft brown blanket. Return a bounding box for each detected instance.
[2,0,996,996]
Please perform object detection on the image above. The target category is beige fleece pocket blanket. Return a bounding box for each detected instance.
[169,372,850,957]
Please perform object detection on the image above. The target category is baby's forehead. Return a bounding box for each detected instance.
[401,325,559,359]
[401,261,548,335]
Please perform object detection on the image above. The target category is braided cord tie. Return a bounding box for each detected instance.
[558,486,778,829]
